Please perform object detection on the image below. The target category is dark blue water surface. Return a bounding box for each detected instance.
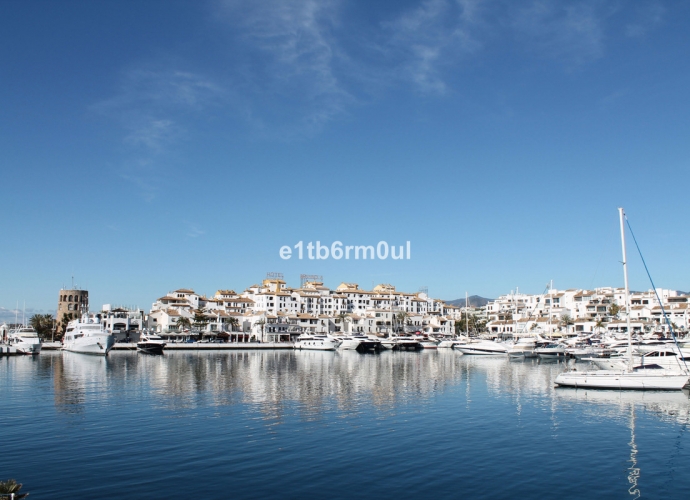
[2,350,689,499]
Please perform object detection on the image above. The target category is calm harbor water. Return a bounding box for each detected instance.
[2,350,689,499]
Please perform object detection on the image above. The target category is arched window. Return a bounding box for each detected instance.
[69,295,73,301]
[68,304,73,311]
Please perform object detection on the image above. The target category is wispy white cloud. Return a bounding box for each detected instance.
[509,1,615,66]
[96,70,221,151]
[381,0,483,94]
[95,1,668,146]
[625,2,664,38]
[99,69,221,110]
[185,222,206,238]
[215,0,354,135]
[94,69,222,199]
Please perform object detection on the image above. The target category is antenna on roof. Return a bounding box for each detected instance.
[300,274,322,288]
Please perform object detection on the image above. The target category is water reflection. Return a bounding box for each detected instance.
[4,350,690,499]
[53,352,109,414]
[113,350,471,416]
[15,351,689,427]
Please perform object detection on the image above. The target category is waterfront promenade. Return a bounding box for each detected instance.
[39,341,295,351]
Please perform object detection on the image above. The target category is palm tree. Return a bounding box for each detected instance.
[177,316,191,332]
[30,313,54,340]
[336,312,349,333]
[228,317,239,332]
[0,479,29,499]
[595,318,606,334]
[608,304,621,319]
[396,311,409,333]
[59,312,76,339]
[192,308,208,339]
[560,314,574,335]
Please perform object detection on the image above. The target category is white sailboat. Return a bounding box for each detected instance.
[555,208,690,391]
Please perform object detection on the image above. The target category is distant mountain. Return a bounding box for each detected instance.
[446,295,492,308]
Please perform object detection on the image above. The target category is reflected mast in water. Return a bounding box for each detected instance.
[628,403,640,499]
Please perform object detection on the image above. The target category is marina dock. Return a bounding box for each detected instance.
[109,341,295,351]
[37,341,296,352]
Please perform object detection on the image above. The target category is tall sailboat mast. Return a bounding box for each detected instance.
[619,207,633,371]
[465,291,469,336]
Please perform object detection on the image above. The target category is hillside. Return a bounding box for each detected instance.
[446,295,492,308]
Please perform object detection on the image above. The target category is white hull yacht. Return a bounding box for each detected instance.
[555,370,690,390]
[535,344,567,360]
[588,348,690,372]
[334,335,362,350]
[507,337,538,358]
[455,340,508,355]
[63,315,115,356]
[7,326,42,355]
[294,334,340,351]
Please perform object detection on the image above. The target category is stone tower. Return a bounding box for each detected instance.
[57,288,89,333]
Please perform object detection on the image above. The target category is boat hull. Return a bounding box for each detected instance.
[337,339,361,350]
[355,340,383,352]
[455,347,505,355]
[64,335,115,356]
[137,342,165,354]
[294,341,338,350]
[393,341,422,351]
[419,341,438,349]
[555,370,690,390]
[13,341,42,355]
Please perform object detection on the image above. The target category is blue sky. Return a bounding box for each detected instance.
[2,0,689,320]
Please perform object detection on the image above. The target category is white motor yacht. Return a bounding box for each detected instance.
[507,337,537,358]
[588,348,690,372]
[555,369,690,390]
[535,344,567,359]
[63,315,115,356]
[334,335,362,350]
[352,334,383,351]
[137,332,166,354]
[418,336,439,349]
[7,326,42,355]
[455,339,508,355]
[294,334,340,351]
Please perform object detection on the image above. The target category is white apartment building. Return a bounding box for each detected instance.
[485,286,688,336]
[148,278,457,340]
